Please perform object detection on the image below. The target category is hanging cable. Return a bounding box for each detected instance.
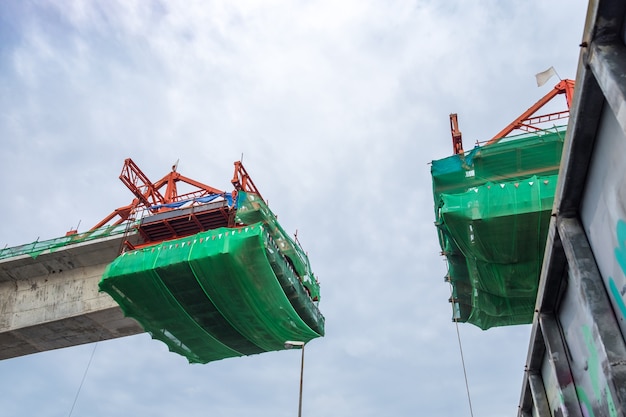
[68,342,98,417]
[453,309,475,417]
[447,276,475,417]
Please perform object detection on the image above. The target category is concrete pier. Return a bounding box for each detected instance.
[0,233,143,360]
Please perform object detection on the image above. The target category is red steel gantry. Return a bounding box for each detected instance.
[450,79,575,153]
[92,159,263,249]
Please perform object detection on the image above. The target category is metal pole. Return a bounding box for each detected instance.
[298,344,304,417]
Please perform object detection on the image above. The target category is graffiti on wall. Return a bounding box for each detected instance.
[571,219,626,417]
[608,219,626,321]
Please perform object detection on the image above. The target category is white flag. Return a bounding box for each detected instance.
[535,66,557,87]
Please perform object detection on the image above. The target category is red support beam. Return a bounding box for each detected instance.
[486,79,575,146]
[90,159,257,237]
[450,113,463,155]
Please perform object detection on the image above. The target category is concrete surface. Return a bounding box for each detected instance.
[0,233,144,360]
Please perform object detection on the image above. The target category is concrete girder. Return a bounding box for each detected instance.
[0,233,143,360]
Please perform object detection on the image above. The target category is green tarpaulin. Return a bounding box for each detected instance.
[432,128,565,329]
[100,192,324,363]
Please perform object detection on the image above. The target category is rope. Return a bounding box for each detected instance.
[447,277,475,417]
[453,311,475,417]
[68,342,98,417]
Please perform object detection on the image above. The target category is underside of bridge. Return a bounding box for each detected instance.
[0,233,143,360]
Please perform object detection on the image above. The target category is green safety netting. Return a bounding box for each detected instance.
[432,127,565,329]
[0,223,130,260]
[99,192,324,363]
[235,191,321,302]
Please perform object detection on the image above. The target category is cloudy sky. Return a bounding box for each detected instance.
[0,1,588,416]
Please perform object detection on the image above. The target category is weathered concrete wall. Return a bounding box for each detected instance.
[0,234,143,360]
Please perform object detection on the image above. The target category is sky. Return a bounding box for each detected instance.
[0,1,588,416]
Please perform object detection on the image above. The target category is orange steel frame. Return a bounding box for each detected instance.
[450,113,463,155]
[91,158,263,231]
[486,79,575,145]
[450,79,575,154]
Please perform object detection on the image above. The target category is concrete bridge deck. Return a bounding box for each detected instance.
[0,233,143,360]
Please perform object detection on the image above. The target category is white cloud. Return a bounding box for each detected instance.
[0,1,587,416]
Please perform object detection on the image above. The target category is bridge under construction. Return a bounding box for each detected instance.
[0,160,324,363]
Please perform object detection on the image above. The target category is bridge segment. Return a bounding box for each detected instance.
[0,233,143,360]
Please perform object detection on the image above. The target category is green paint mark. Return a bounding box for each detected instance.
[610,220,626,321]
[605,386,618,417]
[614,220,626,276]
[573,220,626,416]
[581,325,617,417]
[576,387,594,417]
